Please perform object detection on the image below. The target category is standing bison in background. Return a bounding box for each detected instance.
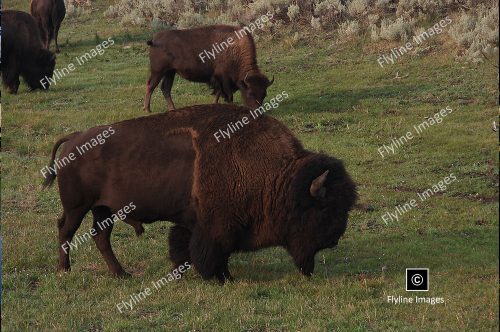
[1,10,56,94]
[30,0,66,53]
[44,104,356,282]
[144,25,273,113]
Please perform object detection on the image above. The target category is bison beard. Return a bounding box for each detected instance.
[44,104,357,282]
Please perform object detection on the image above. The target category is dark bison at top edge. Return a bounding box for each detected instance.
[30,0,66,53]
[144,25,273,113]
[44,104,357,282]
[1,10,56,94]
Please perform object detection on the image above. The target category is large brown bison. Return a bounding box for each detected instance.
[30,0,66,53]
[1,10,56,94]
[43,104,356,282]
[144,25,273,113]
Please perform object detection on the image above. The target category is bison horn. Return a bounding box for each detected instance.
[268,75,275,86]
[244,72,250,86]
[310,170,329,198]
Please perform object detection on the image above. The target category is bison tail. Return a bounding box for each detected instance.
[147,40,154,46]
[42,132,80,188]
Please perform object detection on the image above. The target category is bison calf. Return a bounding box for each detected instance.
[30,0,66,53]
[1,10,56,94]
[44,104,356,282]
[144,25,273,112]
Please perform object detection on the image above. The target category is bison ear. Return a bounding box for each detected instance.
[310,170,329,198]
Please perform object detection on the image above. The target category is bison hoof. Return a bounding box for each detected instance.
[57,266,71,274]
[300,270,314,277]
[135,225,145,236]
[112,270,132,279]
[216,271,234,284]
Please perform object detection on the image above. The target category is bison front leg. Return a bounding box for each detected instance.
[221,78,234,103]
[216,255,234,283]
[53,22,62,53]
[91,207,129,277]
[287,245,316,277]
[168,225,191,269]
[2,58,21,94]
[57,207,88,272]
[213,89,222,103]
[189,227,232,283]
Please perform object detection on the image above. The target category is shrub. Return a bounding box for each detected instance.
[449,4,499,63]
[379,17,415,41]
[338,20,361,41]
[314,0,346,25]
[311,16,322,30]
[348,0,370,17]
[287,3,301,22]
[65,0,92,17]
[101,0,499,64]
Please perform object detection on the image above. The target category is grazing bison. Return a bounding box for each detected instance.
[30,0,66,53]
[44,104,356,282]
[144,25,273,113]
[1,10,56,94]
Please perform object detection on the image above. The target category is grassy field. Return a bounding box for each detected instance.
[1,1,499,330]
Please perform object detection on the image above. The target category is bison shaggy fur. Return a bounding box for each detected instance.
[1,10,56,94]
[30,0,66,53]
[144,25,273,112]
[44,104,357,282]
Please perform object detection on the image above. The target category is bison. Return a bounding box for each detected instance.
[1,10,56,94]
[44,104,357,282]
[30,0,66,53]
[144,25,273,113]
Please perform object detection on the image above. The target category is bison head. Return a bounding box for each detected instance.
[286,157,357,276]
[237,73,274,109]
[24,49,56,90]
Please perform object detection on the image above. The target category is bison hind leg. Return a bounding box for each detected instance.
[168,225,191,268]
[57,207,89,272]
[91,206,129,278]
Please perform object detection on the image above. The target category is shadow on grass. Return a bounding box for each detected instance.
[278,83,428,114]
[224,227,497,283]
[63,31,153,50]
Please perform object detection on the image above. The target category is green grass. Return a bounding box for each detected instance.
[1,1,499,330]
